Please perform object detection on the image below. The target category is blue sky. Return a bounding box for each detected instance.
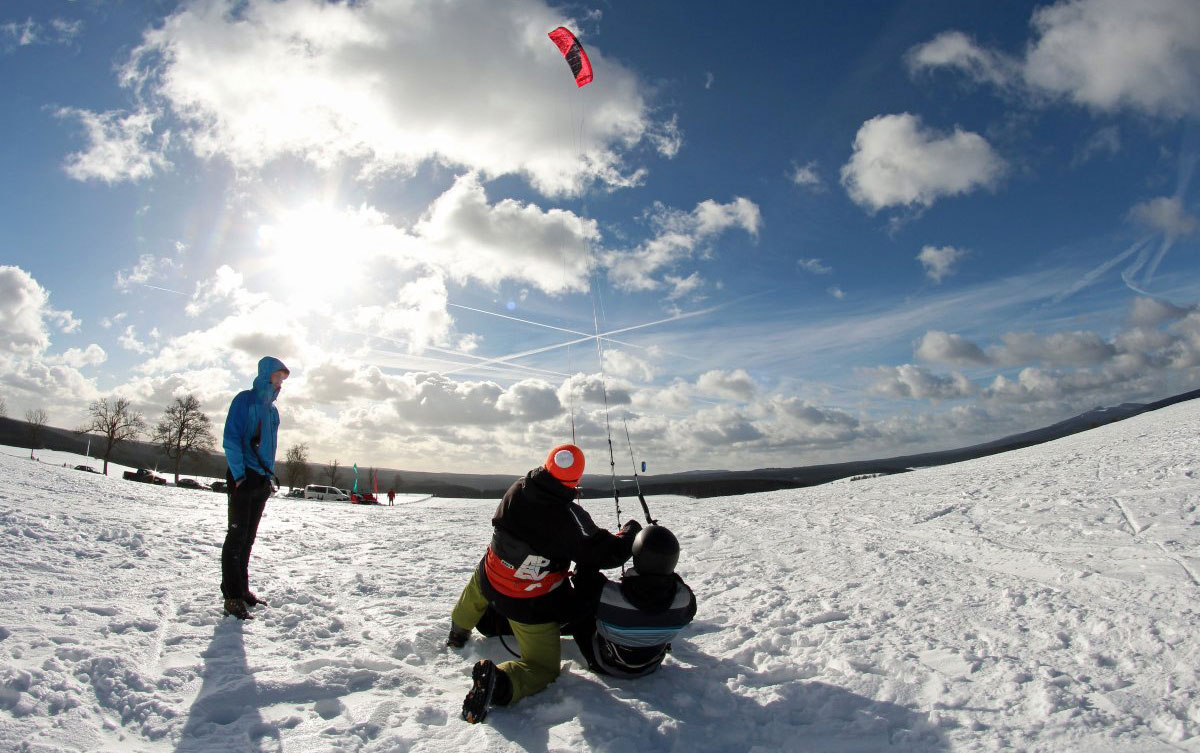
[2,0,1199,475]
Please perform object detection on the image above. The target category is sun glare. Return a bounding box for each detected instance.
[258,203,369,310]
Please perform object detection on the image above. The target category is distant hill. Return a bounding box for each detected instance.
[3,386,1197,499]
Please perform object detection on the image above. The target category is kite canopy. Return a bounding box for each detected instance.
[548,26,593,87]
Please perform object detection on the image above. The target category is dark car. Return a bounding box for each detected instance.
[284,488,304,498]
[176,478,203,489]
[350,492,380,505]
[74,465,99,473]
[123,468,167,485]
[210,481,228,494]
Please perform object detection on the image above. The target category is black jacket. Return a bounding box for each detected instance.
[478,467,634,624]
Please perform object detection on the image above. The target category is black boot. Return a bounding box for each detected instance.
[223,597,253,620]
[245,591,268,607]
[461,660,513,723]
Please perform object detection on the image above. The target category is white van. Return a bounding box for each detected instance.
[304,484,349,501]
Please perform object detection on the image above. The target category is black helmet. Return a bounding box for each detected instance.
[632,525,680,576]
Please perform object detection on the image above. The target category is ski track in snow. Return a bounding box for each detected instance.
[1,401,1200,752]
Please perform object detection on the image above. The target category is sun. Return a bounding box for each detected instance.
[257,203,379,311]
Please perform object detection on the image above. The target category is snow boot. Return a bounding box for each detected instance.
[223,597,253,620]
[447,623,471,649]
[245,591,268,608]
[461,660,512,723]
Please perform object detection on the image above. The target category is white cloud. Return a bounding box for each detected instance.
[1128,297,1194,327]
[602,197,760,293]
[840,113,1006,213]
[2,17,82,51]
[917,245,966,283]
[827,285,846,300]
[797,258,832,275]
[106,0,663,195]
[118,325,152,354]
[906,30,1015,88]
[867,364,975,400]
[54,345,108,369]
[910,0,1200,119]
[915,330,990,366]
[414,173,596,296]
[115,253,179,291]
[57,107,170,183]
[696,368,757,402]
[1129,196,1199,238]
[790,161,824,191]
[1073,126,1121,165]
[0,266,77,356]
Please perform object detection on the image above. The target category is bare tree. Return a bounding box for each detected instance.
[24,408,48,458]
[0,396,7,419]
[152,394,216,483]
[392,473,404,492]
[284,443,310,491]
[325,459,340,487]
[79,397,146,475]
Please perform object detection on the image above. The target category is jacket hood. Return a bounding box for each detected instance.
[619,569,681,611]
[525,466,577,502]
[253,356,289,403]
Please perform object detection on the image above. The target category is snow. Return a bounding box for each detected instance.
[2,400,1200,752]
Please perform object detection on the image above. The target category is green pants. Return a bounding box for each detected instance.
[450,570,562,704]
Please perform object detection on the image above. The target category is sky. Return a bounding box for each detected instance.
[2,0,1200,475]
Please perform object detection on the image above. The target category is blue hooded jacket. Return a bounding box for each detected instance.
[223,356,289,482]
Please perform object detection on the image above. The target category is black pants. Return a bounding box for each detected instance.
[220,469,270,599]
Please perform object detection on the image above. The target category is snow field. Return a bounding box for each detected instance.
[0,400,1198,751]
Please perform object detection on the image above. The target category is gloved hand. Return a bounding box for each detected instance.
[619,519,642,537]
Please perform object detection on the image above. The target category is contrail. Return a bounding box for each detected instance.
[448,302,701,361]
[141,283,186,295]
[441,304,720,378]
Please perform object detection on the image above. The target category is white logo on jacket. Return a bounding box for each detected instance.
[513,554,552,591]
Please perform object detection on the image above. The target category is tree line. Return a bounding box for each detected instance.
[5,394,400,492]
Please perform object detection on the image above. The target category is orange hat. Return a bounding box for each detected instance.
[545,443,585,487]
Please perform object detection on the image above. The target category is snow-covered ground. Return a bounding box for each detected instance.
[1,400,1199,753]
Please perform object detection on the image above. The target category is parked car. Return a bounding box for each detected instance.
[304,484,349,501]
[284,488,304,498]
[210,481,227,494]
[74,465,99,473]
[350,492,379,505]
[175,478,203,489]
[123,468,166,485]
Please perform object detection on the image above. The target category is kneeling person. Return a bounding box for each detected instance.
[569,525,697,678]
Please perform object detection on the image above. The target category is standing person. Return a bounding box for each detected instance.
[387,488,395,506]
[448,443,641,723]
[221,356,289,620]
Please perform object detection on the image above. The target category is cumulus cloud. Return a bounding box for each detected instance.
[867,364,975,400]
[414,173,596,296]
[909,0,1200,119]
[57,107,170,183]
[917,245,966,283]
[602,197,760,293]
[840,113,1006,213]
[696,368,757,401]
[915,330,990,366]
[1128,297,1195,327]
[0,266,78,356]
[96,0,665,195]
[1129,196,1199,238]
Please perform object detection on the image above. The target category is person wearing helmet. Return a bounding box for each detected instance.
[448,443,642,723]
[567,524,697,679]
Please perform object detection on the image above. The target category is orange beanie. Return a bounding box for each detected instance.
[545,443,585,487]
